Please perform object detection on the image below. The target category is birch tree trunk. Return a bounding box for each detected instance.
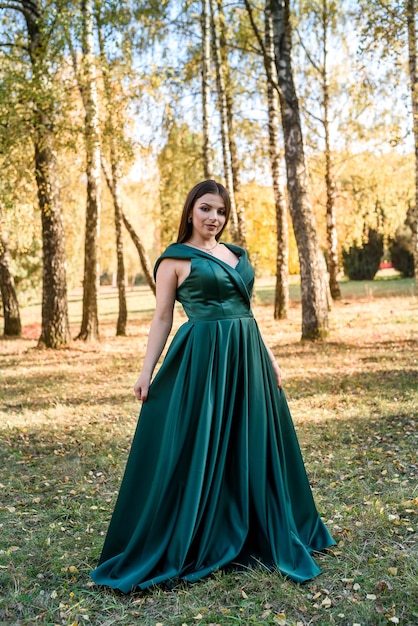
[202,0,213,179]
[209,0,241,244]
[19,0,71,348]
[76,0,101,340]
[0,209,21,337]
[35,128,71,347]
[269,0,329,339]
[102,157,128,335]
[217,0,240,194]
[322,0,341,299]
[216,0,250,249]
[265,5,289,319]
[407,0,418,286]
[109,163,127,337]
[96,16,127,336]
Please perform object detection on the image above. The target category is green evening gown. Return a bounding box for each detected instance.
[90,243,335,592]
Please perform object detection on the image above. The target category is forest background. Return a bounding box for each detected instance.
[0,0,417,346]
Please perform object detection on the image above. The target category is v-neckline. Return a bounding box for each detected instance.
[181,243,242,271]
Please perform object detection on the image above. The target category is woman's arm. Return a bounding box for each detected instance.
[133,259,179,402]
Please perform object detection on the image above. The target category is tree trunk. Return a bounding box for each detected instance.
[265,6,289,319]
[0,212,21,337]
[202,0,213,179]
[217,0,240,194]
[76,0,101,341]
[270,0,329,340]
[407,0,418,285]
[216,0,250,247]
[96,16,127,336]
[121,213,156,295]
[110,158,127,336]
[35,129,72,348]
[209,0,241,244]
[322,0,341,300]
[22,0,71,348]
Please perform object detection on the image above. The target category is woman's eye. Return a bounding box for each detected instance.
[218,209,226,215]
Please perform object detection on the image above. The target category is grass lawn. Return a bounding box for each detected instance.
[1,275,417,625]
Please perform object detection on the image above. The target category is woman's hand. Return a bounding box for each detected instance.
[133,372,151,402]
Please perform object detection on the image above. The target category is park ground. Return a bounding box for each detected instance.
[1,273,417,625]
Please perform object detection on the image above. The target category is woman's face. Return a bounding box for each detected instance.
[189,193,226,240]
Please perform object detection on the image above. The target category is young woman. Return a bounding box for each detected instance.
[90,180,334,592]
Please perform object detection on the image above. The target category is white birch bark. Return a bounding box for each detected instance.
[209,0,240,243]
[202,0,213,179]
[270,0,329,339]
[76,0,102,340]
[265,5,289,319]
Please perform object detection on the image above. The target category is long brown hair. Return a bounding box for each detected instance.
[176,180,231,244]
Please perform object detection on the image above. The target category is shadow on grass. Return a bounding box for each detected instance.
[271,338,418,399]
[285,367,418,399]
[275,338,418,352]
[2,336,417,413]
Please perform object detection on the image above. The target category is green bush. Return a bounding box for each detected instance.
[342,229,383,280]
[389,224,415,278]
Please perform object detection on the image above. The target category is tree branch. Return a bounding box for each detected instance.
[302,105,325,127]
[121,211,156,295]
[100,155,114,195]
[22,0,39,16]
[62,22,87,107]
[295,27,322,75]
[243,0,283,99]
[0,1,25,13]
[0,0,39,25]
[0,41,29,52]
[243,0,267,61]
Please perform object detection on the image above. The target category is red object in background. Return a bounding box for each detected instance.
[379,261,393,269]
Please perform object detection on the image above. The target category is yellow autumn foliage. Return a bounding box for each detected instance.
[237,183,299,276]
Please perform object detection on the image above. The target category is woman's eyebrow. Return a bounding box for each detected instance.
[198,201,225,208]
